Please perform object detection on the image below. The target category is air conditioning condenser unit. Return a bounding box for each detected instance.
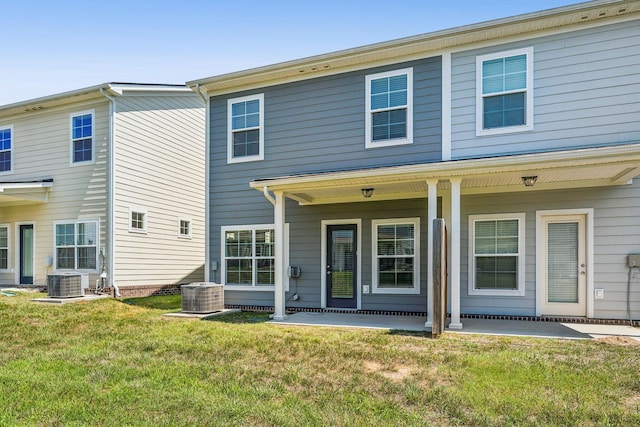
[181,283,224,313]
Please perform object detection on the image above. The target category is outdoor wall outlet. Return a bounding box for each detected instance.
[292,293,299,301]
[594,288,604,299]
[363,285,370,294]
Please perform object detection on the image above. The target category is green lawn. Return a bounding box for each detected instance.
[1,292,639,426]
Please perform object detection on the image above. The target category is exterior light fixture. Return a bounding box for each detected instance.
[521,176,538,187]
[361,188,374,198]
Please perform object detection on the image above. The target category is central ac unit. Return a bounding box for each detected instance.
[181,283,224,313]
[47,273,83,298]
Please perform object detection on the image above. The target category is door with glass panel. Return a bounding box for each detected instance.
[19,224,34,285]
[541,215,586,316]
[326,224,357,308]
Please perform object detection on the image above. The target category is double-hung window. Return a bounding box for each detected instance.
[476,48,533,135]
[70,110,94,164]
[222,225,275,288]
[227,94,264,163]
[55,220,99,270]
[372,218,420,294]
[365,68,413,148]
[468,213,525,296]
[0,126,12,174]
[0,225,9,270]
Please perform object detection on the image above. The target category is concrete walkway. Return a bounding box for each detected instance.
[271,312,640,341]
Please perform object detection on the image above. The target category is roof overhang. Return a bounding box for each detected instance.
[0,83,191,119]
[188,1,640,95]
[250,144,640,205]
[0,180,53,206]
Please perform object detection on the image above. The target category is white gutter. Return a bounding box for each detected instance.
[262,186,276,206]
[99,88,121,298]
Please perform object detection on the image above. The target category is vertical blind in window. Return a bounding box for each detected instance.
[547,222,579,303]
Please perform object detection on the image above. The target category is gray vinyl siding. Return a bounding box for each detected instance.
[113,94,205,286]
[451,19,640,159]
[210,58,442,309]
[460,179,640,320]
[214,197,431,312]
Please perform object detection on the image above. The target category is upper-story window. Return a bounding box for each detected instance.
[70,110,94,164]
[227,94,264,163]
[0,126,12,174]
[365,68,413,148]
[476,47,533,136]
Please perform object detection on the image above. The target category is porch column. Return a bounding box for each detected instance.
[273,190,287,320]
[425,179,438,328]
[449,178,463,329]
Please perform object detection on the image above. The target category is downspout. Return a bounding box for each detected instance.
[99,87,121,298]
[262,186,276,206]
[194,84,212,281]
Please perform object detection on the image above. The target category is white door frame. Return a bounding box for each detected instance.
[321,219,362,310]
[15,221,36,286]
[536,209,594,318]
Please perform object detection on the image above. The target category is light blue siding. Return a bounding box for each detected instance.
[451,20,640,158]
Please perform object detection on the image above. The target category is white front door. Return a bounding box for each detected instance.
[540,214,587,316]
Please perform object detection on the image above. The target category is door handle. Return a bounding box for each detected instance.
[326,265,331,275]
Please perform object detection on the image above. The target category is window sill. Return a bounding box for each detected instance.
[224,285,275,291]
[468,288,525,297]
[365,138,412,149]
[476,124,533,137]
[372,287,420,295]
[69,159,96,167]
[128,229,147,234]
[227,155,264,164]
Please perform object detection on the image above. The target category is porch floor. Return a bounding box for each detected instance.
[270,312,640,340]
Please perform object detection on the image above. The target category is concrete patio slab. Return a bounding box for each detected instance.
[271,312,640,340]
[163,308,241,319]
[31,294,110,304]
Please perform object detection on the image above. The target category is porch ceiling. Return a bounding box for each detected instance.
[0,180,53,207]
[250,145,640,205]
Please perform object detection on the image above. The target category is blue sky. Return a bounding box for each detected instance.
[0,0,582,105]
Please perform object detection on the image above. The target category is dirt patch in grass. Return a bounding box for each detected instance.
[596,336,640,346]
[364,360,414,382]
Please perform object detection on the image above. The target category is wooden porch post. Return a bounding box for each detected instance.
[425,179,438,328]
[449,178,463,329]
[273,190,287,320]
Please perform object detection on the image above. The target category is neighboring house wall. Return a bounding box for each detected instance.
[0,100,109,286]
[460,179,640,320]
[451,20,640,159]
[113,94,205,287]
[209,58,442,305]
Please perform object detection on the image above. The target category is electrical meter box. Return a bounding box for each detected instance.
[627,254,640,268]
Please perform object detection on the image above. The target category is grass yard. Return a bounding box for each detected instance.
[1,292,639,426]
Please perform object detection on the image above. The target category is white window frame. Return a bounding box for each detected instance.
[221,223,289,291]
[178,218,192,239]
[365,68,413,149]
[0,224,10,271]
[53,219,100,272]
[0,125,13,175]
[371,218,420,295]
[227,94,264,164]
[476,47,534,136]
[69,110,95,165]
[468,213,526,296]
[129,208,147,234]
